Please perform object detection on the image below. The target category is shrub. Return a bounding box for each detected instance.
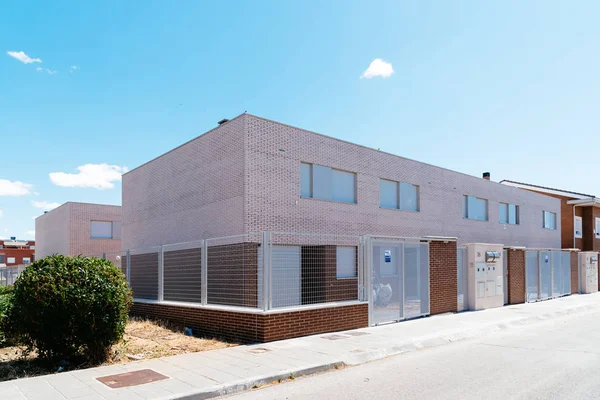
[0,286,14,346]
[3,255,132,363]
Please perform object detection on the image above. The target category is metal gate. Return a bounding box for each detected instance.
[525,250,571,302]
[503,250,508,305]
[457,247,468,311]
[366,237,430,326]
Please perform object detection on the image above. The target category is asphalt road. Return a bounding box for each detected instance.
[225,309,600,400]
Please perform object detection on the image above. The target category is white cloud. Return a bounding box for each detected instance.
[69,65,79,73]
[36,67,57,75]
[0,179,33,196]
[31,200,61,211]
[25,230,35,238]
[49,163,128,190]
[0,209,3,218]
[7,51,42,64]
[360,58,394,79]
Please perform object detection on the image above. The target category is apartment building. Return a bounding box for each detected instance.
[501,180,600,251]
[0,238,35,266]
[35,202,122,259]
[123,113,560,249]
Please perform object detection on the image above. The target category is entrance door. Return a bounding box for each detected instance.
[371,242,403,325]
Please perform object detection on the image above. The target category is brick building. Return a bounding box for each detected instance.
[500,181,600,251]
[118,114,570,343]
[35,202,122,259]
[0,238,35,266]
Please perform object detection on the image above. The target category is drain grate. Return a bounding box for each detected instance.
[96,369,169,389]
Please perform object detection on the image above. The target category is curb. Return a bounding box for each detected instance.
[165,301,597,399]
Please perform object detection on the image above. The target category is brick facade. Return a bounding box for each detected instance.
[0,240,35,266]
[429,241,458,315]
[571,251,579,294]
[131,302,368,343]
[506,249,526,304]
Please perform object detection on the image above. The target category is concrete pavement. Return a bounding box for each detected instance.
[228,301,600,400]
[2,293,600,400]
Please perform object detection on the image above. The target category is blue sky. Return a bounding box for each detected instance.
[1,1,599,240]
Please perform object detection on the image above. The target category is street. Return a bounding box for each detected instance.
[226,309,600,400]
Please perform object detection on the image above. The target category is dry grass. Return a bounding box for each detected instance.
[0,317,235,382]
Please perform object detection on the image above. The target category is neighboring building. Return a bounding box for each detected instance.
[123,113,561,249]
[501,180,600,251]
[0,238,35,267]
[35,202,122,259]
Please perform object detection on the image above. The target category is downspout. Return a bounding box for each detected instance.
[573,204,577,249]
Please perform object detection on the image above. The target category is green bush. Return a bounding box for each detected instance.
[0,286,14,346]
[3,255,132,363]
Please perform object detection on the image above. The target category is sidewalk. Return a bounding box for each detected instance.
[3,293,600,400]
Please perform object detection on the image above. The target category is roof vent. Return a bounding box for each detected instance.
[483,172,491,181]
[217,118,229,125]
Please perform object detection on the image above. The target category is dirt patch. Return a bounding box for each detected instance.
[0,317,235,382]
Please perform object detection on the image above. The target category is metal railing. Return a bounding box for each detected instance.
[0,264,27,286]
[96,232,366,313]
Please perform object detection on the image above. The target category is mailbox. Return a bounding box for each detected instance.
[580,252,599,294]
[485,251,501,263]
[466,244,504,311]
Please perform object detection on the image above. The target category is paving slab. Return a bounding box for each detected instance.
[1,293,599,400]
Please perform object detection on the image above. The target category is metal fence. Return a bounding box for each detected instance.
[457,247,468,311]
[99,232,365,312]
[0,265,27,286]
[525,250,571,302]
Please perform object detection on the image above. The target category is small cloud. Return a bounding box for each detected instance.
[0,209,3,218]
[25,230,35,238]
[0,179,33,196]
[360,58,394,79]
[49,163,128,190]
[36,67,57,75]
[7,50,42,64]
[31,200,61,211]
[69,65,79,73]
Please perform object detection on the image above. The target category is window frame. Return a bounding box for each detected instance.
[90,220,114,239]
[595,217,600,239]
[22,257,31,264]
[379,178,420,212]
[300,162,356,204]
[575,216,583,239]
[7,257,15,264]
[463,195,489,221]
[543,211,557,230]
[499,202,519,225]
[336,247,357,279]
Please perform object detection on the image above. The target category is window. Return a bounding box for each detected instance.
[379,179,419,211]
[543,211,557,230]
[336,247,357,279]
[596,218,600,239]
[90,221,122,239]
[0,255,4,264]
[499,203,519,225]
[300,163,356,204]
[463,195,488,221]
[7,257,15,264]
[22,257,30,264]
[575,216,583,239]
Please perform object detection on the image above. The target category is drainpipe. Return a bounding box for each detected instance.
[573,204,577,249]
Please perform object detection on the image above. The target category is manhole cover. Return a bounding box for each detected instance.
[321,334,349,341]
[97,369,169,388]
[345,331,370,337]
[247,347,272,354]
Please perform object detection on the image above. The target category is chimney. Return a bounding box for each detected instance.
[483,172,491,181]
[217,118,229,125]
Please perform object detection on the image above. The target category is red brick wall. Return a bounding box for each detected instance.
[131,301,368,343]
[571,251,579,294]
[429,241,458,315]
[507,249,525,304]
[262,303,368,342]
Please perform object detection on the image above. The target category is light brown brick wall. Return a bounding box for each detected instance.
[571,251,579,294]
[507,249,526,304]
[131,302,368,343]
[429,241,457,315]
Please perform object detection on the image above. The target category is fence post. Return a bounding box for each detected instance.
[262,231,271,311]
[158,246,164,302]
[126,250,131,283]
[201,239,208,306]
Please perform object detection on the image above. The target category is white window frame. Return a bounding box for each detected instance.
[91,221,114,239]
[575,216,583,239]
[300,162,356,204]
[22,257,31,264]
[7,257,15,264]
[543,211,557,230]
[595,217,600,239]
[463,195,488,221]
[336,247,357,279]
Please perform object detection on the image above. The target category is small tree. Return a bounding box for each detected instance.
[4,255,132,363]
